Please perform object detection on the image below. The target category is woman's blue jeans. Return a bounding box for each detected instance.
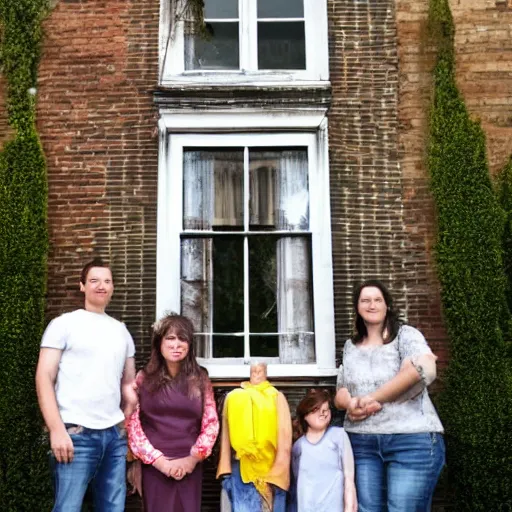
[50,424,127,512]
[348,432,445,512]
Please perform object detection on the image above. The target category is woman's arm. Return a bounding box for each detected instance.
[126,405,164,465]
[335,387,382,421]
[190,380,220,460]
[359,354,437,406]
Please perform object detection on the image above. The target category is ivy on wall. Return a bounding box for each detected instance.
[497,156,512,324]
[427,0,512,509]
[0,0,52,509]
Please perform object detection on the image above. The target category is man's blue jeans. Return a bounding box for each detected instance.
[348,432,445,512]
[50,424,127,512]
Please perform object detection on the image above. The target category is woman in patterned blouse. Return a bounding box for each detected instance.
[126,313,219,512]
[334,280,445,512]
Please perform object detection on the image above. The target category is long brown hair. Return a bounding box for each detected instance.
[143,313,208,398]
[352,279,402,344]
[293,389,332,441]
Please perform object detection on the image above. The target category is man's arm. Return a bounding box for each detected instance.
[35,348,74,463]
[121,357,137,418]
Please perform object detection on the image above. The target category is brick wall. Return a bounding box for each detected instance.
[450,0,512,173]
[37,0,160,365]
[396,0,512,371]
[326,0,450,370]
[11,0,512,509]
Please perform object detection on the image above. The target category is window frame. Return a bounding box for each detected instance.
[158,0,329,86]
[156,109,336,378]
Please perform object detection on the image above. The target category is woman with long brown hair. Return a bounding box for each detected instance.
[126,313,219,512]
[289,389,357,512]
[335,280,444,512]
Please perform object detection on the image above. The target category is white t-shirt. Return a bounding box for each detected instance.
[41,309,135,429]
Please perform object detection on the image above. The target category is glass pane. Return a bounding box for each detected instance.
[183,149,244,230]
[250,335,279,357]
[249,148,309,230]
[204,0,238,19]
[185,22,239,70]
[213,335,244,358]
[258,22,305,69]
[249,236,277,333]
[258,0,304,18]
[212,236,244,334]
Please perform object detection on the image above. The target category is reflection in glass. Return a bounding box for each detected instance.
[250,335,279,357]
[204,0,238,18]
[249,148,309,230]
[212,236,244,333]
[258,0,304,18]
[185,22,239,70]
[249,237,277,334]
[258,22,305,69]
[183,149,244,230]
[213,335,244,358]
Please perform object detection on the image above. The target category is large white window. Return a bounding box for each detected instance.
[157,110,335,378]
[159,0,329,85]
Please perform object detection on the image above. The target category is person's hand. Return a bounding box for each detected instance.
[167,456,200,479]
[50,427,74,463]
[152,456,177,477]
[358,394,382,415]
[346,396,368,422]
[122,383,139,419]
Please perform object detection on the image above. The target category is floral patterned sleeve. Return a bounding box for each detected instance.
[126,404,163,465]
[190,380,219,460]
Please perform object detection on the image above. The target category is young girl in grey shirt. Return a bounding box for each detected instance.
[289,389,357,512]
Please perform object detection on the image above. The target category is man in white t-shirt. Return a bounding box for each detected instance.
[35,258,137,512]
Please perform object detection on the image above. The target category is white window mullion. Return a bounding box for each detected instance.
[304,0,329,80]
[243,146,250,361]
[243,0,258,71]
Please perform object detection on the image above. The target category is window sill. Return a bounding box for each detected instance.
[197,360,338,380]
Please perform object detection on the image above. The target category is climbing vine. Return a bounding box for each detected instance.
[427,0,512,509]
[497,156,512,325]
[0,0,51,509]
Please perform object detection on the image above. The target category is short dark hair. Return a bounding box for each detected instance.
[80,258,111,285]
[352,279,402,344]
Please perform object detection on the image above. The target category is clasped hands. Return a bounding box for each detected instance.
[152,455,200,480]
[346,395,382,422]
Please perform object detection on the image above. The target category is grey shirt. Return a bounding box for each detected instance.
[290,426,353,512]
[337,325,444,434]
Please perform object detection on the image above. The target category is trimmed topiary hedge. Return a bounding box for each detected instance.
[497,156,512,325]
[0,0,52,509]
[427,0,512,509]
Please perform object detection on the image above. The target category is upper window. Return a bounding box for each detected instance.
[159,0,329,84]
